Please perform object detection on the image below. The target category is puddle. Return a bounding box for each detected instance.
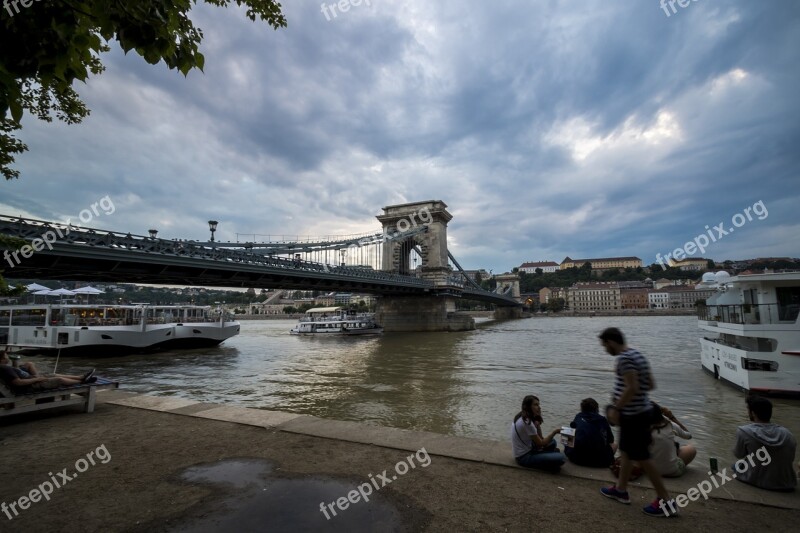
[169,459,409,532]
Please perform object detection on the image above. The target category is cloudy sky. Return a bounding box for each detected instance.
[2,0,799,274]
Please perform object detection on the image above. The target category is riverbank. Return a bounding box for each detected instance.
[1,391,796,532]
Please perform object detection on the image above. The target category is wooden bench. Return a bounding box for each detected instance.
[0,377,119,417]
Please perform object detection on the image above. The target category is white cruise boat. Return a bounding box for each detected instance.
[290,307,383,336]
[0,304,240,355]
[698,271,800,396]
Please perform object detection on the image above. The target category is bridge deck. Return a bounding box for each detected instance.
[1,215,519,306]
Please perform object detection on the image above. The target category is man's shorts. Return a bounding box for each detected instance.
[618,409,653,461]
[29,378,63,391]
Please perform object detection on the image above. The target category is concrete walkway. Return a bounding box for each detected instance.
[104,391,798,510]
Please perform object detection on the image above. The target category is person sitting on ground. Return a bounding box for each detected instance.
[565,398,617,467]
[650,406,696,477]
[733,395,797,491]
[0,352,95,394]
[510,394,566,472]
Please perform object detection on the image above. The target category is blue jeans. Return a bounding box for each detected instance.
[515,441,566,472]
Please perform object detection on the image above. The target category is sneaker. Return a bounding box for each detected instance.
[84,376,97,384]
[600,485,630,504]
[642,498,678,517]
[81,369,96,383]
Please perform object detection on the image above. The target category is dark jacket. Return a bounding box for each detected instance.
[565,412,615,467]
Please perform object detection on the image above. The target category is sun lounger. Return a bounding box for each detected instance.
[0,377,118,417]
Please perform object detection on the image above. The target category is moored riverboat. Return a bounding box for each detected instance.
[0,303,240,355]
[698,271,800,396]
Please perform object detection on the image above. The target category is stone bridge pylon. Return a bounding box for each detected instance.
[374,200,475,332]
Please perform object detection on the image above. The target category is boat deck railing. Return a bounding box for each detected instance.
[299,313,374,323]
[698,303,799,325]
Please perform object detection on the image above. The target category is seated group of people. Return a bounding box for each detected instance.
[511,395,695,476]
[0,351,96,394]
[510,393,797,492]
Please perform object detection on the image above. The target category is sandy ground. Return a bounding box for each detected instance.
[0,400,797,533]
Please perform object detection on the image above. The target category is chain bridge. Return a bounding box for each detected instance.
[1,201,522,331]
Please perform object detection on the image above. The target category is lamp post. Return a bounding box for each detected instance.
[148,229,158,239]
[208,220,218,242]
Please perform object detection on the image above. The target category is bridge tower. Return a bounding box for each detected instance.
[492,273,523,319]
[374,200,475,332]
[493,273,521,301]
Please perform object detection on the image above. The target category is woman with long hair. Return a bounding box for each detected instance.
[510,394,566,472]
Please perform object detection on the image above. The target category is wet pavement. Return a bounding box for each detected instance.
[170,459,407,532]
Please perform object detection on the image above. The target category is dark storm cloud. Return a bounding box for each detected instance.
[2,0,798,272]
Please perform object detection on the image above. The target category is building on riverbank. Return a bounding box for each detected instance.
[567,282,621,312]
[518,261,559,274]
[559,256,642,272]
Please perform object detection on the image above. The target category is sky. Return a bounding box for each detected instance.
[2,0,799,275]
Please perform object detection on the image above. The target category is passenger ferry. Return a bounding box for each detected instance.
[698,271,800,396]
[290,307,383,336]
[0,304,240,355]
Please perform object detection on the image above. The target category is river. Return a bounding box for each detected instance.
[29,315,800,466]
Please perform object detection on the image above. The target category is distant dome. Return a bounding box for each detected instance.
[715,271,731,283]
[702,272,716,283]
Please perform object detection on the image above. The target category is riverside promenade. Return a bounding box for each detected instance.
[1,390,797,532]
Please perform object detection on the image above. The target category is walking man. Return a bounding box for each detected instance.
[598,327,677,517]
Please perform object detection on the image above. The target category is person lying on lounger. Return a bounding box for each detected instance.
[0,352,95,394]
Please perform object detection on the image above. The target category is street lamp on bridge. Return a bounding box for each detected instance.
[208,220,218,242]
[148,229,158,239]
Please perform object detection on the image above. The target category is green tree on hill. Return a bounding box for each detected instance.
[547,297,566,312]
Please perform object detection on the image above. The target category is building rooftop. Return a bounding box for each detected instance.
[519,261,559,268]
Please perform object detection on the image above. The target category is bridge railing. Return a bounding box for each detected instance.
[0,215,433,288]
[1,215,522,302]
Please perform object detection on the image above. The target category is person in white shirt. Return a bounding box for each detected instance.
[650,406,696,477]
[510,394,565,472]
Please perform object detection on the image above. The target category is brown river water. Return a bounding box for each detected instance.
[27,315,799,467]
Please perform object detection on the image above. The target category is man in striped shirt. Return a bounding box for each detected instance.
[598,327,677,517]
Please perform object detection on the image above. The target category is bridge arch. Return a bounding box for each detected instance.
[376,200,452,284]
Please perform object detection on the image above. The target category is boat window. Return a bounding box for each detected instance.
[742,358,779,372]
[11,308,47,326]
[757,337,776,352]
[0,309,9,325]
[776,287,800,322]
